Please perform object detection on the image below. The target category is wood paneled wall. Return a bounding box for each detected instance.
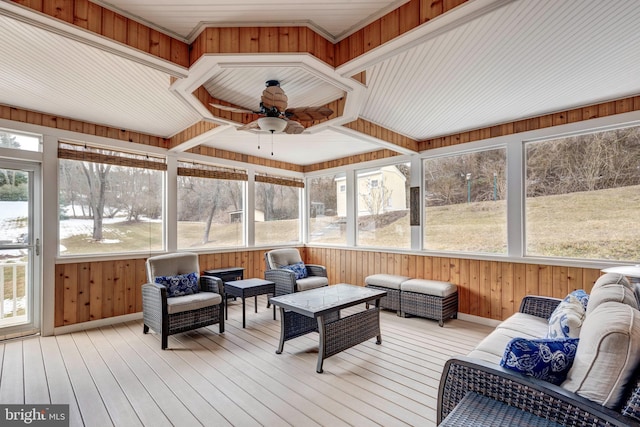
[54,249,271,327]
[55,246,602,327]
[303,247,602,321]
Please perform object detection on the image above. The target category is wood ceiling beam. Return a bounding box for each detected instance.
[10,0,189,67]
[12,0,469,69]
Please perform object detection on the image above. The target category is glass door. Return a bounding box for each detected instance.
[0,160,40,337]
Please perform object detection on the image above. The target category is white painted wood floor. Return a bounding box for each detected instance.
[0,296,492,426]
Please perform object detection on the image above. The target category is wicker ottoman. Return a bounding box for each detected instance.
[364,274,410,315]
[400,279,458,326]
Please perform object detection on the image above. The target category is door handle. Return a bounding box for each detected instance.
[35,238,40,256]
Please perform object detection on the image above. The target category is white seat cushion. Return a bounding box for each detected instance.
[469,313,548,364]
[166,292,222,314]
[400,278,457,297]
[296,276,328,291]
[365,274,410,290]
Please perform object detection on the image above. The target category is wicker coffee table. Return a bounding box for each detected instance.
[269,284,386,373]
[224,278,275,328]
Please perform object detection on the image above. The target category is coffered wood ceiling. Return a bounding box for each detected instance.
[1,0,639,168]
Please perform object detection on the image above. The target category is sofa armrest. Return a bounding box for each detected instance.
[305,264,327,278]
[519,295,562,320]
[437,356,634,426]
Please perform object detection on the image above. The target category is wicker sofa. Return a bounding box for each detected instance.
[438,273,640,426]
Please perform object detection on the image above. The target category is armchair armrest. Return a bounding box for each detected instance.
[305,264,327,277]
[438,356,633,426]
[519,295,562,320]
[200,275,223,294]
[142,282,167,307]
[265,269,297,296]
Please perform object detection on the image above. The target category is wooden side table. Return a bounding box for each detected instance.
[224,278,276,328]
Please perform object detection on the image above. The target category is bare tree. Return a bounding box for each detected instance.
[81,162,111,240]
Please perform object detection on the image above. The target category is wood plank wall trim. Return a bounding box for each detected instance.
[189,146,304,172]
[55,247,602,326]
[169,121,219,149]
[303,149,402,173]
[419,95,640,151]
[190,26,335,67]
[11,0,189,67]
[0,104,170,148]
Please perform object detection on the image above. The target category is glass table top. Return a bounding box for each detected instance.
[269,284,386,316]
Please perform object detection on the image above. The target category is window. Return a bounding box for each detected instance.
[0,129,41,152]
[58,142,165,255]
[308,173,346,245]
[254,173,302,246]
[357,163,410,248]
[423,149,506,253]
[525,125,640,261]
[177,162,246,249]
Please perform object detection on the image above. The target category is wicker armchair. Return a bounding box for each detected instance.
[264,248,329,297]
[142,252,224,349]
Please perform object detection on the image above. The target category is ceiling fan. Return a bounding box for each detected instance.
[210,80,333,134]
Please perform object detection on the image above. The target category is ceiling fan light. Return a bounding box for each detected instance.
[257,116,287,133]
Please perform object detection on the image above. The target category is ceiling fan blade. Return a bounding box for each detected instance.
[261,86,288,111]
[285,106,333,121]
[237,120,260,131]
[209,103,255,114]
[284,120,305,134]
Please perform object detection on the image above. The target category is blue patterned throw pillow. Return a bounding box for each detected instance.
[281,262,308,280]
[500,337,579,385]
[155,272,199,297]
[546,293,586,338]
[566,289,589,311]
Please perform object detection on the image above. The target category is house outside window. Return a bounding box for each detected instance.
[356,163,410,248]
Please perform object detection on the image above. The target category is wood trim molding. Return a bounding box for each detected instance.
[303,149,402,173]
[0,104,169,148]
[189,145,304,173]
[419,95,640,151]
[190,26,335,67]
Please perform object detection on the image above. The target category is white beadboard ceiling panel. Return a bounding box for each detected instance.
[0,13,200,138]
[201,127,379,165]
[96,0,408,41]
[362,0,640,140]
[3,0,640,166]
[204,67,345,112]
